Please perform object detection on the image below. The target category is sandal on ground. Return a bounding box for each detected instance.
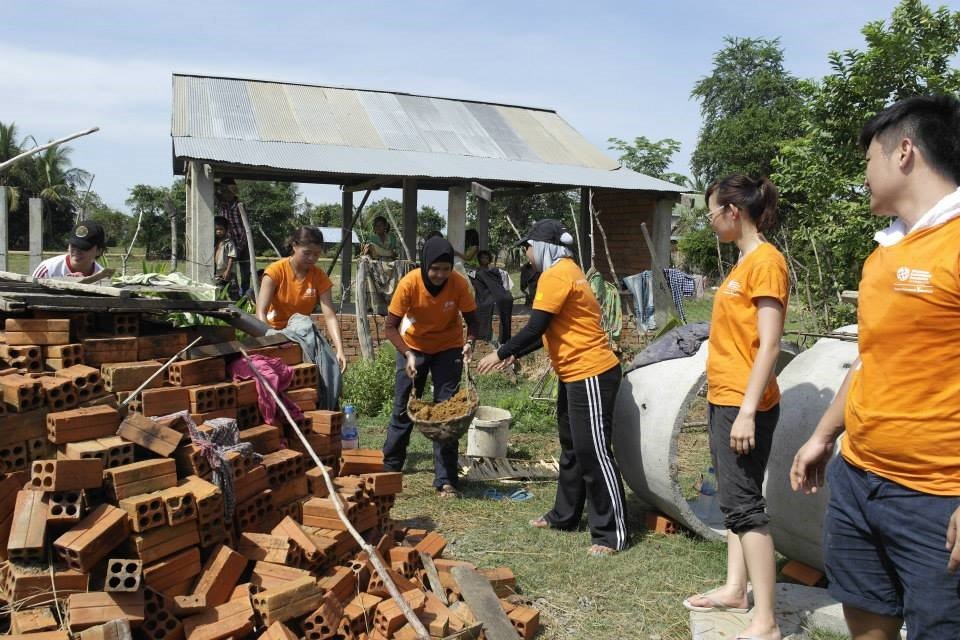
[437,484,459,499]
[587,544,617,557]
[682,588,749,613]
[529,516,550,529]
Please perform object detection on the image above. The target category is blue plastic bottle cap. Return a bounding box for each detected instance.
[344,405,354,414]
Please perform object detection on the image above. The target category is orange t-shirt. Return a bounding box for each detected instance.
[843,217,960,495]
[707,242,788,410]
[388,270,477,354]
[262,258,333,329]
[532,258,619,383]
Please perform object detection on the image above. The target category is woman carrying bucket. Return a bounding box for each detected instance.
[682,175,787,640]
[477,219,627,557]
[382,237,480,498]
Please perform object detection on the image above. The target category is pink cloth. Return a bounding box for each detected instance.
[228,354,303,426]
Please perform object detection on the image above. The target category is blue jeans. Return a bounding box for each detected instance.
[824,457,960,639]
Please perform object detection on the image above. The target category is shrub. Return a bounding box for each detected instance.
[342,343,397,417]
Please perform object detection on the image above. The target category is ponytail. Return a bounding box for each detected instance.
[705,174,780,233]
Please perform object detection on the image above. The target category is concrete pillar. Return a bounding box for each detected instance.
[579,188,592,270]
[447,186,467,257]
[402,179,418,261]
[28,197,42,274]
[186,161,215,283]
[477,199,490,251]
[340,190,353,302]
[0,186,8,272]
[651,197,676,327]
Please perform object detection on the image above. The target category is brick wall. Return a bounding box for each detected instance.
[587,189,658,280]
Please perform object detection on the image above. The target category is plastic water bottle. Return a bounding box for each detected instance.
[692,467,723,525]
[342,405,359,450]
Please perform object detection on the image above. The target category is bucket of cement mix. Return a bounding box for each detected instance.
[466,406,512,457]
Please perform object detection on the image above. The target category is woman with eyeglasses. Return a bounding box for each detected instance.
[257,226,347,371]
[683,175,788,640]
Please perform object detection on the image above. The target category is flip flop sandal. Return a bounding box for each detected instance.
[483,488,506,500]
[682,588,750,613]
[587,545,617,557]
[507,489,533,502]
[437,484,459,499]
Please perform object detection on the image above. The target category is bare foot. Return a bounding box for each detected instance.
[587,544,616,557]
[735,622,781,640]
[529,516,549,529]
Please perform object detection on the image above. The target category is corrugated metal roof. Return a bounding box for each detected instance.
[171,73,684,193]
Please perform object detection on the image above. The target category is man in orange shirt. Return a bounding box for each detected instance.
[382,237,479,497]
[792,95,960,640]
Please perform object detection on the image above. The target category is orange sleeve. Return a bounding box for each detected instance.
[456,275,478,313]
[388,275,413,317]
[531,269,570,314]
[748,260,789,308]
[313,268,333,295]
[264,260,285,284]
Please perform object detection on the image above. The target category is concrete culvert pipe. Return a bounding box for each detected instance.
[765,327,858,572]
[613,340,801,541]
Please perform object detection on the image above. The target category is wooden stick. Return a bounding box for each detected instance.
[380,201,411,261]
[0,127,99,173]
[326,190,372,276]
[258,226,282,257]
[589,192,619,286]
[568,203,584,267]
[237,203,260,301]
[118,336,204,407]
[0,270,127,297]
[237,347,430,640]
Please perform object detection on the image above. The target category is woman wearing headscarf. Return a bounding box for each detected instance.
[478,219,628,556]
[382,237,480,497]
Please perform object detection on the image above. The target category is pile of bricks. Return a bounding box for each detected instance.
[0,311,539,639]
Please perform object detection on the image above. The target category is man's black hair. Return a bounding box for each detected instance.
[213,215,229,228]
[859,94,960,184]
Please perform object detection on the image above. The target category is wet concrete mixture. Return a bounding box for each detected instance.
[409,388,476,421]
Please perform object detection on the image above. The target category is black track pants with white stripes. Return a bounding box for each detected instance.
[544,363,629,550]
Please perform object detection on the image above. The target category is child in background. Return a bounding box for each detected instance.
[213,215,238,298]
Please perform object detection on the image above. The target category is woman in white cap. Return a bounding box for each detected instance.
[477,218,628,556]
[32,221,107,279]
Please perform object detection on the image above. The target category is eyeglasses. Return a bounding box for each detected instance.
[706,204,728,220]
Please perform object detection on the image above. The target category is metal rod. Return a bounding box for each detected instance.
[237,347,430,640]
[119,337,204,408]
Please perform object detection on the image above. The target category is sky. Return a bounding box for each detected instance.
[1,0,953,216]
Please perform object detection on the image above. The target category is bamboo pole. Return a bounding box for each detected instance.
[118,337,204,407]
[0,127,99,173]
[237,203,259,300]
[237,348,430,640]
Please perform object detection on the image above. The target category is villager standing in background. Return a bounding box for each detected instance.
[477,219,627,557]
[256,226,346,371]
[382,237,480,498]
[362,215,399,260]
[792,95,960,640]
[217,177,252,294]
[683,175,787,640]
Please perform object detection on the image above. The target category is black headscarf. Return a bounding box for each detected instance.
[420,237,455,296]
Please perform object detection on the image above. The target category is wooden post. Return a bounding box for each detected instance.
[0,186,8,272]
[340,190,353,302]
[652,197,677,326]
[579,188,592,271]
[186,162,215,284]
[447,186,467,257]
[29,197,42,274]
[402,179,418,261]
[477,200,489,252]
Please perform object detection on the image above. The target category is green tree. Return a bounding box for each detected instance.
[233,181,301,255]
[773,0,960,328]
[83,193,134,248]
[691,37,810,181]
[608,136,687,184]
[126,181,186,260]
[416,205,444,239]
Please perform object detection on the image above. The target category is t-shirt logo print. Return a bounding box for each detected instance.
[724,280,743,295]
[304,287,316,298]
[893,266,933,294]
[443,301,456,311]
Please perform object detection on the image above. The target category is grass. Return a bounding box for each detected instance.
[356,370,732,640]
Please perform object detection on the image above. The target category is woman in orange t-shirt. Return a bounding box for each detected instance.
[683,176,788,640]
[382,237,480,497]
[477,219,627,557]
[256,226,346,371]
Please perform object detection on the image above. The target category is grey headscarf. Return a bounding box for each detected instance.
[530,240,573,272]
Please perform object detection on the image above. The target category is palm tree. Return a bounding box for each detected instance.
[35,145,90,245]
[0,122,25,212]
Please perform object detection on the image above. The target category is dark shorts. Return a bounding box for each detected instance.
[824,456,960,639]
[709,403,779,534]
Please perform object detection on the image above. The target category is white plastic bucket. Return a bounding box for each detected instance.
[466,406,512,458]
